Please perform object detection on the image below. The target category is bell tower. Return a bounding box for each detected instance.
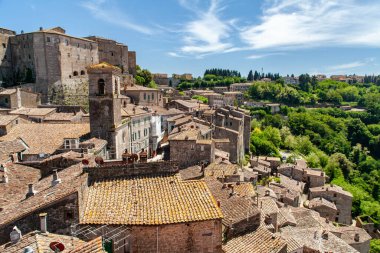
[87,62,122,158]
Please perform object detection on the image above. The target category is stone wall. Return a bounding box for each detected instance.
[86,36,129,74]
[127,51,136,76]
[84,161,179,181]
[213,126,242,164]
[130,219,223,253]
[169,139,214,168]
[0,29,15,85]
[309,189,352,225]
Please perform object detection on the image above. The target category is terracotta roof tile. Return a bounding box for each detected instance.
[0,230,84,253]
[0,123,90,154]
[223,227,287,253]
[0,139,27,162]
[68,236,106,253]
[82,174,223,225]
[0,115,19,126]
[204,178,259,227]
[0,164,86,227]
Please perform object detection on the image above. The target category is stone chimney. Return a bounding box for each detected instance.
[16,88,22,108]
[39,213,47,233]
[10,226,22,244]
[354,233,360,242]
[2,174,8,183]
[26,183,37,198]
[51,169,61,186]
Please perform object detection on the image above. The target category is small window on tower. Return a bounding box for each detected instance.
[73,71,78,76]
[98,79,105,95]
[80,70,85,75]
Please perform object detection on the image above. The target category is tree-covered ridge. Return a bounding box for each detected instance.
[247,70,280,81]
[248,78,380,112]
[204,68,241,77]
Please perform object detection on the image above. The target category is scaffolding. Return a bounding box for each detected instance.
[71,223,131,252]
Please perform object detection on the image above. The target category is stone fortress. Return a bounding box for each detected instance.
[0,26,136,105]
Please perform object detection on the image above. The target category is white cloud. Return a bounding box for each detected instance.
[247,52,285,59]
[175,0,234,55]
[168,52,185,58]
[240,0,380,50]
[81,0,153,35]
[328,58,375,71]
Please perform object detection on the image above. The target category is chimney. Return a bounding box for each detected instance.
[51,169,61,186]
[16,88,22,108]
[10,226,22,244]
[229,185,235,196]
[39,213,47,233]
[39,27,43,31]
[354,233,360,242]
[2,174,8,183]
[26,183,37,198]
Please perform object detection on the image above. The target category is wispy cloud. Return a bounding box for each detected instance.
[81,0,153,35]
[247,52,286,60]
[174,0,234,56]
[328,58,375,71]
[168,52,186,58]
[240,0,380,50]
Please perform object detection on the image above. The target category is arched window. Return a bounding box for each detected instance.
[73,71,78,76]
[80,70,85,75]
[98,79,105,95]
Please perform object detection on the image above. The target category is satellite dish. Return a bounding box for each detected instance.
[82,159,89,165]
[95,156,104,165]
[49,242,65,252]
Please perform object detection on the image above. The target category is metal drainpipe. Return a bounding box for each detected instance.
[156,226,159,253]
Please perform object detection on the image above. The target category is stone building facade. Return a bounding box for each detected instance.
[9,27,99,103]
[309,185,353,225]
[169,129,215,168]
[211,107,251,164]
[85,36,130,74]
[123,83,163,106]
[0,28,16,85]
[0,88,39,108]
[0,27,137,105]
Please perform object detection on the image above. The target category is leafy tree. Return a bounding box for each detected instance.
[192,95,208,104]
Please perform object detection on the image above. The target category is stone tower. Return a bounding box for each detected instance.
[87,62,123,159]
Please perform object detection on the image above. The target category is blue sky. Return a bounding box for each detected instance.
[1,0,380,77]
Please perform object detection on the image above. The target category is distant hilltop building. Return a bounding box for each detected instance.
[0,26,137,103]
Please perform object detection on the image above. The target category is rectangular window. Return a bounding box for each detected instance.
[144,93,146,100]
[152,93,154,100]
[46,37,51,42]
[201,145,204,151]
[138,131,141,139]
[2,43,6,48]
